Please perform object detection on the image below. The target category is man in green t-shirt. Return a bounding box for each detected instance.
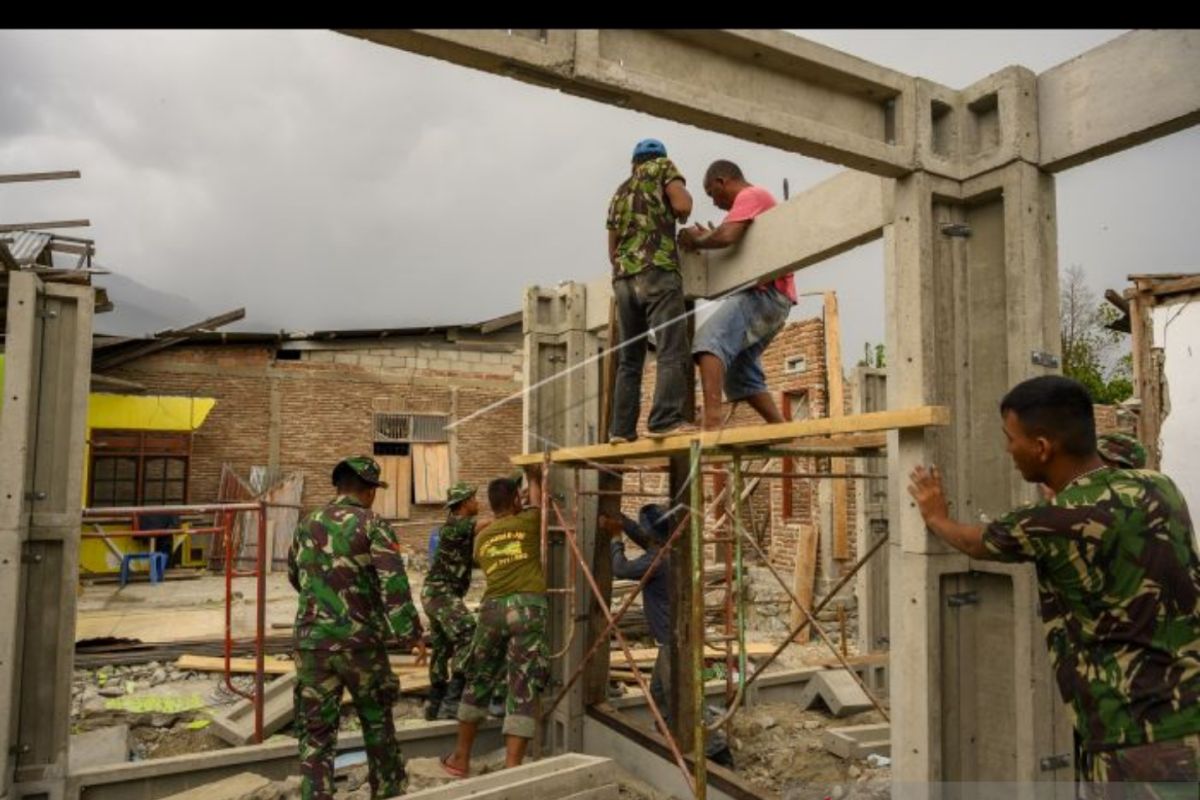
[442,466,548,777]
[908,376,1200,797]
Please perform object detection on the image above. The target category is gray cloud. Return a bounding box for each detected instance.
[1,29,1196,369]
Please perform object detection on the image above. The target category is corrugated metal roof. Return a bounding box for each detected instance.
[5,231,51,264]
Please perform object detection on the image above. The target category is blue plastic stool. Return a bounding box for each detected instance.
[119,552,168,587]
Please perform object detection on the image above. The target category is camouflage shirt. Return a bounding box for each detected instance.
[607,156,685,277]
[982,467,1200,751]
[288,495,421,651]
[422,513,475,600]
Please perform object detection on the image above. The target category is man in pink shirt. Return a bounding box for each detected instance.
[679,160,797,433]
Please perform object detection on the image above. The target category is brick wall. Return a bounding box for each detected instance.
[618,316,857,585]
[109,336,523,553]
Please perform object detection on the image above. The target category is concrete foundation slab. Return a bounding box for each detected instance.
[68,725,130,772]
[822,724,891,760]
[400,754,613,800]
[795,670,873,717]
[69,719,502,800]
[210,673,296,747]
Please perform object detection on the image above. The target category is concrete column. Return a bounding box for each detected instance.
[0,275,94,799]
[887,163,1073,795]
[522,283,604,754]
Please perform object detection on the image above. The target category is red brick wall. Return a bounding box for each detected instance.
[619,316,856,580]
[109,339,523,554]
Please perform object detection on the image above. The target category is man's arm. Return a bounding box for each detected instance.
[612,539,659,581]
[665,179,692,222]
[907,466,991,559]
[608,228,619,272]
[368,519,424,646]
[678,219,751,252]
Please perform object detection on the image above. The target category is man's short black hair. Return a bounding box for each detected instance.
[332,463,372,493]
[999,375,1097,457]
[704,159,744,184]
[487,477,520,514]
[632,151,659,165]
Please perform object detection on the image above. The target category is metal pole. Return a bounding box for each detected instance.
[689,441,707,800]
[254,502,267,743]
[732,456,746,714]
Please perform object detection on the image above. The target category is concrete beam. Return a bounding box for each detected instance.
[582,169,892,313]
[1038,30,1200,172]
[340,29,918,177]
[682,170,893,299]
[582,708,766,800]
[403,754,613,800]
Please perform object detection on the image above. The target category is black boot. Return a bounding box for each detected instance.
[437,673,466,720]
[425,681,447,721]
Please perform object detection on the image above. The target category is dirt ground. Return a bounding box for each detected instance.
[729,702,889,800]
[72,567,888,798]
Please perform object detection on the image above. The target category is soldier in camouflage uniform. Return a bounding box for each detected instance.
[289,456,424,800]
[421,481,482,721]
[442,468,549,777]
[606,138,694,443]
[908,376,1200,798]
[1097,432,1148,470]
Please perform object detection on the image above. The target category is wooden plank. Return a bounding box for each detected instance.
[0,170,81,184]
[609,644,776,665]
[432,443,451,500]
[175,654,431,692]
[395,454,412,520]
[825,292,851,561]
[374,456,403,518]
[511,406,949,466]
[412,444,437,504]
[0,219,90,233]
[1147,274,1200,298]
[791,525,820,643]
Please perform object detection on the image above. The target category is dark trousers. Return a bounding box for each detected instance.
[611,268,690,439]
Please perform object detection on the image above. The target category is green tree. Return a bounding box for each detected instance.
[1060,265,1132,404]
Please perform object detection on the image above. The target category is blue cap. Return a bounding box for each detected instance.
[632,138,667,160]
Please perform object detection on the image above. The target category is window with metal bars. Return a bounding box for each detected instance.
[373,412,448,443]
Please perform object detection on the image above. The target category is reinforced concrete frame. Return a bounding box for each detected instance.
[3,28,1199,800]
[341,27,1200,798]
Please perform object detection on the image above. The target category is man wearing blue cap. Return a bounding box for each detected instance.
[606,139,695,443]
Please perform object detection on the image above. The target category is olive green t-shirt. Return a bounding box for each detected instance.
[474,507,547,600]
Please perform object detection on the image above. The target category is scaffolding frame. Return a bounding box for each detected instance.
[530,434,900,799]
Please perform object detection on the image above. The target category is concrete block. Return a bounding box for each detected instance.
[158,771,272,800]
[209,673,296,747]
[823,723,891,760]
[401,754,613,800]
[69,724,129,771]
[795,669,873,717]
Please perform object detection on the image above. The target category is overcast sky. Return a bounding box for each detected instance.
[2,30,1197,369]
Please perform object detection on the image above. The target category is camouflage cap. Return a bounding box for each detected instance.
[444,481,477,508]
[1097,433,1147,470]
[332,456,389,488]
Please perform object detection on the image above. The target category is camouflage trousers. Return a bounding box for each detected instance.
[294,647,404,800]
[1079,733,1200,800]
[456,593,549,739]
[423,590,477,687]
